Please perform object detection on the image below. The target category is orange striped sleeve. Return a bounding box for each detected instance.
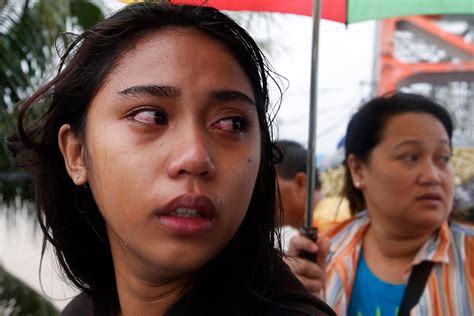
[442,259,454,316]
[337,263,350,291]
[466,234,474,309]
[428,274,443,315]
[323,217,353,239]
[432,222,450,260]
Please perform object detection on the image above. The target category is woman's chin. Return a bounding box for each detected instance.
[410,213,448,234]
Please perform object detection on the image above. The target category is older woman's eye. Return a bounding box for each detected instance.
[437,155,451,164]
[212,116,248,133]
[401,154,418,162]
[132,108,168,125]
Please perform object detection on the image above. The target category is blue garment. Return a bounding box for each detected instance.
[347,254,406,316]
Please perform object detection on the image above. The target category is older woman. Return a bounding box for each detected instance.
[7,2,335,315]
[288,93,473,316]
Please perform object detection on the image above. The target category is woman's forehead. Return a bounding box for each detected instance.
[116,26,230,66]
[87,26,256,114]
[108,27,251,87]
[379,112,450,146]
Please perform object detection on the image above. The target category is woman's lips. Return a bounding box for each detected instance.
[155,194,216,235]
[416,193,442,201]
[416,193,443,207]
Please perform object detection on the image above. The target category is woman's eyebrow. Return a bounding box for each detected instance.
[118,85,180,99]
[393,139,451,149]
[393,140,420,149]
[209,89,256,106]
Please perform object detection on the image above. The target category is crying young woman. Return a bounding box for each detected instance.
[7,2,335,316]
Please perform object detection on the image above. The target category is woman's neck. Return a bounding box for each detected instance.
[366,223,432,259]
[115,267,194,316]
[362,224,432,284]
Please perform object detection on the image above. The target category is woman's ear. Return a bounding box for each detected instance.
[294,172,308,198]
[58,124,87,185]
[347,154,365,190]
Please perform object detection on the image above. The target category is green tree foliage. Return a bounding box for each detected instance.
[0,0,104,207]
[1,0,104,110]
[0,265,59,315]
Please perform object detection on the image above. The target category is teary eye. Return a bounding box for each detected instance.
[212,116,248,133]
[132,108,168,125]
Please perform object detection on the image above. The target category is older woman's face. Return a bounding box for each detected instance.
[82,28,261,280]
[354,113,454,236]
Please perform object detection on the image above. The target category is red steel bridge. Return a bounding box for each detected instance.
[376,15,473,147]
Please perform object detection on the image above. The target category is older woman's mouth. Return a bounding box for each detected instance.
[416,193,442,201]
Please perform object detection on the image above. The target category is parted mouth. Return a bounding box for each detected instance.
[157,194,216,218]
[168,208,210,218]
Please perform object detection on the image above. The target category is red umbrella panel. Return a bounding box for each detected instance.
[165,0,346,21]
[121,0,344,21]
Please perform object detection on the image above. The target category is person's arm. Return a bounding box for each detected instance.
[283,233,329,298]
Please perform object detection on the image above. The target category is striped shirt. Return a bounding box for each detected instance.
[323,212,474,316]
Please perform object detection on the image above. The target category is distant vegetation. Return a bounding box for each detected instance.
[0,0,104,207]
[0,265,59,315]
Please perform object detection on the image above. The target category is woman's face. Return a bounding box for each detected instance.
[352,113,455,237]
[80,28,261,281]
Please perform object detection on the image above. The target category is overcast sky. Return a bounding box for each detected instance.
[256,15,376,157]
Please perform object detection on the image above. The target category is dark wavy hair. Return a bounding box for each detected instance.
[7,2,282,314]
[342,92,453,214]
[275,140,321,190]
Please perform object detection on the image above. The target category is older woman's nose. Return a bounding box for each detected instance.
[418,160,442,185]
[166,129,216,180]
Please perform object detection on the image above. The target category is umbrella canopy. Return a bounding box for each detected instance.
[122,0,474,23]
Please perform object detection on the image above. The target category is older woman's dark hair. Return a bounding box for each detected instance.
[342,92,453,213]
[7,2,281,314]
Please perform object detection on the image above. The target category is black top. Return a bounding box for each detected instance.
[62,264,335,316]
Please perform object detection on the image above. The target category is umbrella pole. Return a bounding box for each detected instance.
[304,0,322,229]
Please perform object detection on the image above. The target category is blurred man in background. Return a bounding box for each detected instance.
[275,140,323,251]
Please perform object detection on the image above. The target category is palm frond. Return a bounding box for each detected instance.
[0,0,104,210]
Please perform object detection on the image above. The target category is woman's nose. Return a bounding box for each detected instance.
[418,160,442,185]
[166,129,216,180]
